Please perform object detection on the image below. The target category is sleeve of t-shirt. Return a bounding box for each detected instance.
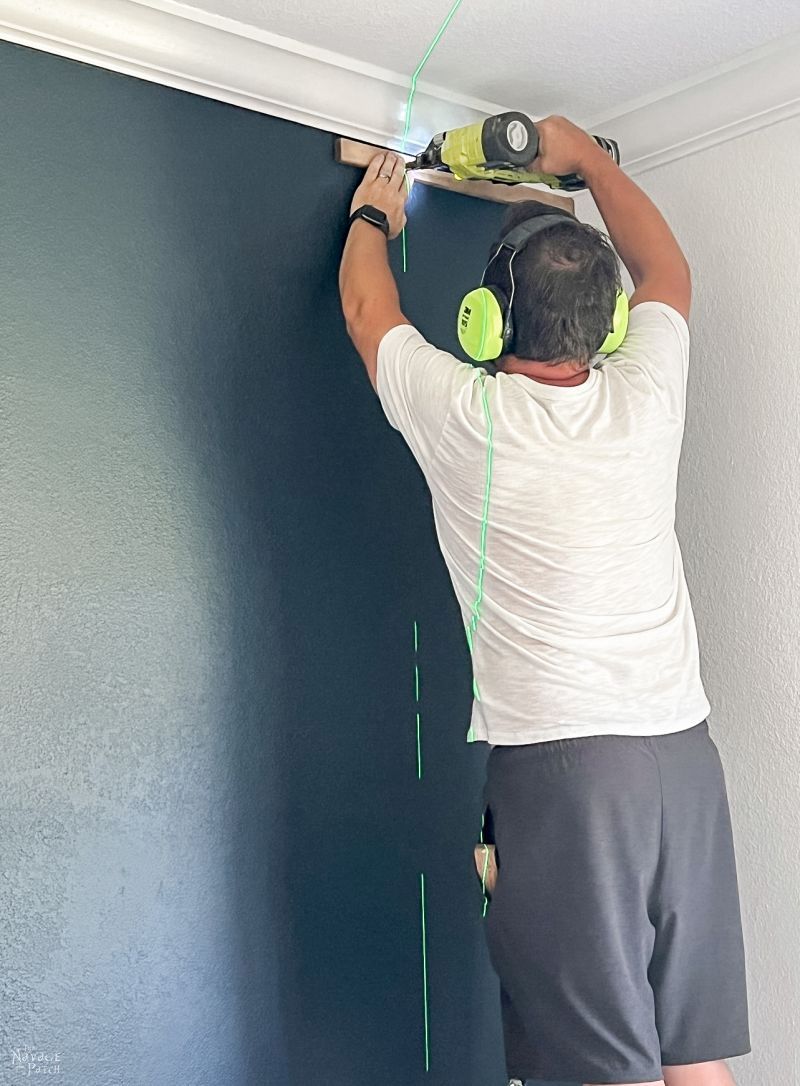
[376,324,477,468]
[606,300,690,418]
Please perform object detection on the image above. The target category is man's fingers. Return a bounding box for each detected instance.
[387,152,405,189]
[365,152,387,182]
[353,151,408,234]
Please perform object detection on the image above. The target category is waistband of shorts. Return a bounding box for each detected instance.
[487,719,709,764]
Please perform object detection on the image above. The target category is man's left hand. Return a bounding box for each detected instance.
[350,152,409,240]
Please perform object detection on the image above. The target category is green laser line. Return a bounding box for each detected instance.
[473,374,494,625]
[401,0,466,150]
[414,620,422,779]
[398,0,467,271]
[480,845,490,918]
[465,373,495,703]
[420,872,430,1071]
[401,176,410,274]
[478,810,490,917]
[391,8,469,1069]
[416,713,423,779]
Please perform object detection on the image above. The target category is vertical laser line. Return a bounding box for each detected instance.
[401,176,410,274]
[398,0,467,272]
[414,620,422,779]
[465,372,495,705]
[479,811,490,918]
[474,374,494,624]
[420,872,430,1071]
[393,7,468,1071]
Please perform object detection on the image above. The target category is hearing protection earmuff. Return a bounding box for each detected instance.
[457,213,629,364]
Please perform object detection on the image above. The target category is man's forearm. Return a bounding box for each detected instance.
[339,220,400,322]
[580,147,689,288]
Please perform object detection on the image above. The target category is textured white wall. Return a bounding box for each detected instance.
[577,113,800,1084]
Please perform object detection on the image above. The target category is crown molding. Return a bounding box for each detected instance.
[583,30,800,176]
[1,0,799,175]
[0,0,507,153]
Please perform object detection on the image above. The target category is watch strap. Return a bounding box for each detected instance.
[349,204,390,237]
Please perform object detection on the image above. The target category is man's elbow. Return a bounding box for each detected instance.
[338,302,376,377]
[631,249,691,290]
[344,315,361,352]
[678,257,692,302]
[342,301,367,350]
[671,257,692,302]
[678,255,692,286]
[340,287,374,341]
[340,290,359,322]
[339,280,358,326]
[342,298,403,349]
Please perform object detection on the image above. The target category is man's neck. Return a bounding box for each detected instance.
[497,354,590,386]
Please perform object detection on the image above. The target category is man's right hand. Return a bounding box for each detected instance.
[531,115,692,321]
[529,115,602,178]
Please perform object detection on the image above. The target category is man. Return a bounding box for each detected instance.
[339,115,749,1086]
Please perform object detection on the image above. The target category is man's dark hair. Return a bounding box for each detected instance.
[487,201,621,367]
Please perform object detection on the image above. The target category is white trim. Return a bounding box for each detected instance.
[0,0,798,174]
[0,0,507,152]
[583,30,800,176]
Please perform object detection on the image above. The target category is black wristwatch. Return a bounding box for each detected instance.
[349,204,390,237]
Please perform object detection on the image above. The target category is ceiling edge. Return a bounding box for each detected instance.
[1,0,799,175]
[584,29,800,175]
[0,0,506,152]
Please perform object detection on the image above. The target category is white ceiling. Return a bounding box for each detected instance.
[171,0,800,124]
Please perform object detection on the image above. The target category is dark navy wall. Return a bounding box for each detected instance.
[0,41,536,1086]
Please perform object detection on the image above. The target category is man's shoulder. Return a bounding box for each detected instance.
[626,300,689,342]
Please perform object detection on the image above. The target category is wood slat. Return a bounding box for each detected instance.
[335,137,575,214]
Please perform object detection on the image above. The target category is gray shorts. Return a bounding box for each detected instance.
[481,721,750,1084]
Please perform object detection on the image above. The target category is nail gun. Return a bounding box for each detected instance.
[405,111,619,193]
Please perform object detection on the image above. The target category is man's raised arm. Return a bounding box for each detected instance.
[532,116,691,320]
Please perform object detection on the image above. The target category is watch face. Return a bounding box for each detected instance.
[359,206,388,233]
[351,205,389,235]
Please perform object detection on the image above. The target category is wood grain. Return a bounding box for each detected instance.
[335,137,575,213]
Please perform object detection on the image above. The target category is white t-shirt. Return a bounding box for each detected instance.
[377,301,710,746]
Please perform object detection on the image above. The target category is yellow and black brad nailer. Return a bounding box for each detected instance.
[405,111,619,192]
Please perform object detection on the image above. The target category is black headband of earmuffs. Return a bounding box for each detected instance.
[483,207,580,286]
[481,211,581,352]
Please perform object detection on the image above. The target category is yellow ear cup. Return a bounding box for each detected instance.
[457,287,507,362]
[598,290,629,354]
